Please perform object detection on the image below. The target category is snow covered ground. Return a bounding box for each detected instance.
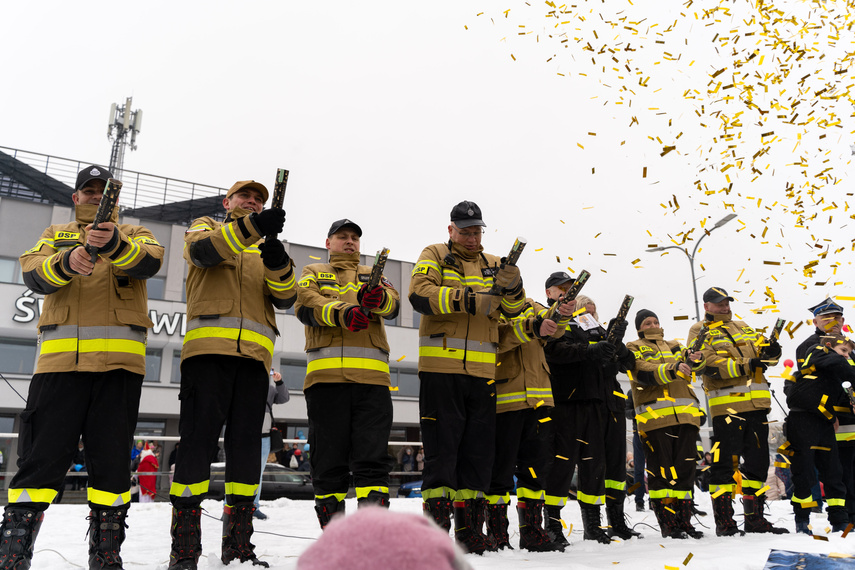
[27,494,855,569]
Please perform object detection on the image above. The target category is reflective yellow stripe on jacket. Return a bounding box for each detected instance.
[708,382,770,409]
[418,336,497,365]
[40,325,146,358]
[306,346,390,375]
[183,316,276,357]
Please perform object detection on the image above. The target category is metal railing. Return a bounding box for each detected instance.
[0,146,226,211]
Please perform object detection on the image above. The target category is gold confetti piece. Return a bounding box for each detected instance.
[673,315,689,321]
[396,355,406,362]
[757,485,770,496]
[810,446,831,451]
[813,535,829,542]
[535,247,543,252]
[538,417,552,423]
[683,553,694,565]
[670,466,677,479]
[487,380,495,385]
[309,255,321,260]
[529,467,537,479]
[555,455,569,461]
[613,391,627,399]
[842,523,854,538]
[642,167,647,178]
[388,386,399,392]
[711,488,726,498]
[836,296,855,301]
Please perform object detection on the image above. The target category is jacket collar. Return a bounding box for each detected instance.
[75,203,119,225]
[638,328,664,340]
[329,251,360,270]
[705,311,733,324]
[448,240,483,262]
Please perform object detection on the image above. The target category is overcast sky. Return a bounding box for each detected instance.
[3,1,855,359]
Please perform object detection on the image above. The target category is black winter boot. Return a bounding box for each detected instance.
[168,506,202,570]
[579,504,611,544]
[87,507,128,569]
[517,500,563,552]
[650,499,688,539]
[826,505,849,533]
[473,498,497,551]
[544,505,570,549]
[423,498,453,533]
[452,500,488,555]
[711,493,744,537]
[357,490,390,508]
[221,504,268,567]
[485,503,513,550]
[675,499,703,539]
[605,502,642,540]
[314,496,346,530]
[743,495,788,534]
[795,514,812,535]
[0,506,44,570]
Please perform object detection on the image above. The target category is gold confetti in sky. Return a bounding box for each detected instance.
[472,1,855,314]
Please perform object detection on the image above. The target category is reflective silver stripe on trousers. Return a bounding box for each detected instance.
[306,346,389,363]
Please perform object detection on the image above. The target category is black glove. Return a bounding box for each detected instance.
[532,316,547,339]
[615,342,630,358]
[748,358,768,372]
[251,208,286,236]
[762,339,782,359]
[259,238,289,268]
[587,341,616,360]
[608,318,628,344]
[358,284,385,310]
[343,306,369,332]
[463,287,501,316]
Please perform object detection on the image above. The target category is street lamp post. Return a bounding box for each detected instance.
[645,213,737,322]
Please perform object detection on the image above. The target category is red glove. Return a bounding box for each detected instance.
[358,285,385,310]
[343,306,370,332]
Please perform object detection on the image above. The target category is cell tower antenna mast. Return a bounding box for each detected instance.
[107,96,143,179]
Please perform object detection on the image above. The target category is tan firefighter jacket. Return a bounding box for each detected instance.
[20,204,164,376]
[688,312,775,418]
[295,252,400,390]
[181,209,297,371]
[494,299,562,413]
[627,328,703,432]
[409,240,526,379]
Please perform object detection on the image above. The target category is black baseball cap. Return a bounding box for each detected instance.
[545,271,574,290]
[702,287,734,303]
[75,165,113,191]
[328,219,362,237]
[450,201,485,229]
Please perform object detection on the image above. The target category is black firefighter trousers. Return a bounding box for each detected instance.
[10,370,143,510]
[170,354,268,508]
[419,371,496,498]
[304,382,393,498]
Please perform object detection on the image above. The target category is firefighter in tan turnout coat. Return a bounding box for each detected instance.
[0,165,163,570]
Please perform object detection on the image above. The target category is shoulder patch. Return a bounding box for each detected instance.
[298,278,313,288]
[742,326,755,334]
[413,265,429,275]
[358,274,370,282]
[55,231,80,241]
[318,272,336,281]
[135,236,161,246]
[708,329,723,336]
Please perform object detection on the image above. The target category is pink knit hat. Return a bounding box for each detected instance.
[297,507,472,570]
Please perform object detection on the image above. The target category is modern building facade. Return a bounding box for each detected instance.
[0,147,422,489]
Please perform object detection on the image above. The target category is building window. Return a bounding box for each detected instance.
[147,276,166,300]
[171,351,182,384]
[145,349,162,382]
[280,359,306,392]
[393,368,420,398]
[0,338,37,375]
[0,257,24,285]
